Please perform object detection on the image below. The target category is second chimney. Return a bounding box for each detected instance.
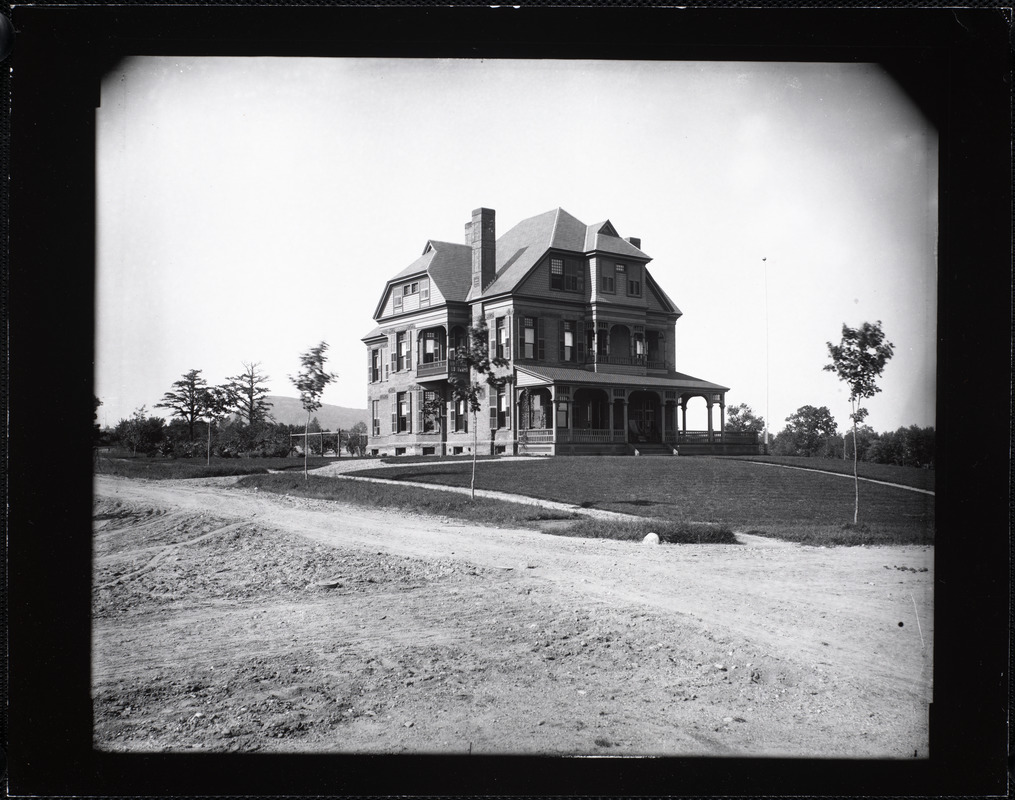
[470,207,496,294]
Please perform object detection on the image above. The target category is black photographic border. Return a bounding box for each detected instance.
[6,5,1010,797]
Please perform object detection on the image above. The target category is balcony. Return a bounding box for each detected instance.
[416,359,467,381]
[581,353,668,372]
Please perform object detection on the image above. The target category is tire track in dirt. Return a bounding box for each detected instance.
[97,521,251,589]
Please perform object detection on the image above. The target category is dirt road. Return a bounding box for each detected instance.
[92,474,933,756]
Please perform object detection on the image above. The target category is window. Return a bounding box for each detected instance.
[396,332,409,371]
[634,333,645,361]
[393,293,402,311]
[626,266,641,297]
[498,389,510,429]
[452,398,468,433]
[490,388,510,430]
[496,317,509,359]
[523,317,536,359]
[561,320,575,362]
[601,268,615,293]
[370,349,381,382]
[396,392,411,433]
[551,257,584,293]
[423,330,439,363]
[550,258,564,290]
[422,390,439,432]
[564,260,583,292]
[371,400,380,436]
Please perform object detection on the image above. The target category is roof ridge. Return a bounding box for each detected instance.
[548,207,562,250]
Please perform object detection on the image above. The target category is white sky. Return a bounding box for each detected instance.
[96,57,937,434]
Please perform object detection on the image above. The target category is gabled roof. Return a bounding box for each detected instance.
[646,271,681,316]
[476,208,651,299]
[467,208,559,301]
[374,239,471,319]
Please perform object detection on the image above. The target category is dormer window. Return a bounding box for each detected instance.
[392,278,430,314]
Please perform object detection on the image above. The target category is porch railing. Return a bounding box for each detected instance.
[520,429,760,446]
[664,430,760,445]
[520,428,624,444]
[518,429,554,444]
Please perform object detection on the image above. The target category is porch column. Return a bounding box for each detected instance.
[550,387,558,444]
[660,399,667,442]
[608,397,615,439]
[707,397,714,443]
[681,399,687,435]
[719,396,726,443]
[622,400,629,441]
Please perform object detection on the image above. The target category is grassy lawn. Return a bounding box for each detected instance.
[233,474,737,545]
[730,455,935,492]
[355,456,934,546]
[94,454,335,480]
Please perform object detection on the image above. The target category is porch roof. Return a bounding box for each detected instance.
[514,365,729,394]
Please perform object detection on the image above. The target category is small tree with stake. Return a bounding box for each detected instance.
[289,341,338,480]
[824,320,895,524]
[448,319,508,500]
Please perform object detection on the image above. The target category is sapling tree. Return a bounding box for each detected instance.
[448,319,508,499]
[824,320,895,524]
[289,341,338,480]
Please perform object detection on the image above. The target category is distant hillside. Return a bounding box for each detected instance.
[265,395,369,430]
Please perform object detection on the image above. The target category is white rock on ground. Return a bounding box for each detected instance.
[642,532,660,545]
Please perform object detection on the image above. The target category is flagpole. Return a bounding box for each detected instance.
[763,257,769,454]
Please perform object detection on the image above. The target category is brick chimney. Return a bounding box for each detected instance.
[625,236,641,249]
[469,207,496,294]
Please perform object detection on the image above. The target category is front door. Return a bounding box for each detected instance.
[627,391,661,442]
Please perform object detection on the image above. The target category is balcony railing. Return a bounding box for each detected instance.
[584,353,667,370]
[416,359,467,380]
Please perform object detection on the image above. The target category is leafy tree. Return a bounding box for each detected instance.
[448,320,509,499]
[724,403,765,435]
[289,341,338,480]
[346,421,368,457]
[199,385,232,466]
[225,362,273,427]
[825,320,895,523]
[841,423,877,462]
[155,369,208,441]
[93,395,104,446]
[774,405,839,457]
[114,406,165,456]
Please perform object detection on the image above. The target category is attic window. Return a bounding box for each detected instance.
[550,257,584,294]
[550,258,564,290]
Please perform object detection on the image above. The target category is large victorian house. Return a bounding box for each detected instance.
[362,207,759,456]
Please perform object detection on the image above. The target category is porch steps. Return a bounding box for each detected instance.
[630,443,678,457]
